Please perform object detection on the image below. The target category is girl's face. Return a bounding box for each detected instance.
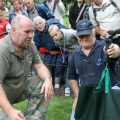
[13,1,21,11]
[3,13,9,21]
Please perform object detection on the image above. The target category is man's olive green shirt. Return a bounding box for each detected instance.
[0,34,42,103]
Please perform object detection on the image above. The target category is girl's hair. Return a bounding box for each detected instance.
[11,0,22,5]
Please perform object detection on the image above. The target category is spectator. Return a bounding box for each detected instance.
[24,0,54,21]
[33,16,68,89]
[9,0,27,23]
[0,15,53,120]
[49,25,79,96]
[69,0,88,30]
[68,19,120,120]
[0,10,11,39]
[2,10,9,21]
[89,0,120,82]
[43,0,65,25]
[83,0,94,20]
[0,0,8,12]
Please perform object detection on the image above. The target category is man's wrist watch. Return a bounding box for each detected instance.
[44,76,52,81]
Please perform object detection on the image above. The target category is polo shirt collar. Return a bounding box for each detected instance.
[5,34,28,54]
[77,40,101,55]
[31,6,36,13]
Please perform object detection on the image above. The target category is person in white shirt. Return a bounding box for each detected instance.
[43,0,65,25]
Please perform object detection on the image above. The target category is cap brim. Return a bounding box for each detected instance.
[76,29,92,37]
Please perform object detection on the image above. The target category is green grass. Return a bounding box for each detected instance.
[13,96,74,120]
[45,96,74,120]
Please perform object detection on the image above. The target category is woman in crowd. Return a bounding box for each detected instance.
[9,0,27,23]
[69,0,88,30]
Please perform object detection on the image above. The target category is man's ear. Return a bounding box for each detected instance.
[11,27,16,33]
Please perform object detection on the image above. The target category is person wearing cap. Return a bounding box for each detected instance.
[48,25,79,96]
[68,19,120,120]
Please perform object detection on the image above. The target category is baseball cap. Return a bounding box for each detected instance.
[76,19,93,37]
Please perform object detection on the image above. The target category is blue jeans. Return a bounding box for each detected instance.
[70,108,75,120]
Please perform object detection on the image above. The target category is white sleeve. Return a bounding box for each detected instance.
[113,0,120,10]
[56,0,66,13]
[89,6,99,27]
[6,23,11,32]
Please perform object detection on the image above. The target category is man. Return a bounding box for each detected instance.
[89,0,120,82]
[0,0,8,12]
[48,25,79,96]
[83,0,94,20]
[33,16,68,90]
[24,0,54,21]
[0,15,53,120]
[89,0,120,44]
[43,0,65,25]
[68,19,120,120]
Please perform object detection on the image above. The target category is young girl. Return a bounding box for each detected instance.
[0,10,11,39]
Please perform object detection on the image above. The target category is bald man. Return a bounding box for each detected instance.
[0,15,53,120]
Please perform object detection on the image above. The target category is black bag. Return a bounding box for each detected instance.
[75,68,120,120]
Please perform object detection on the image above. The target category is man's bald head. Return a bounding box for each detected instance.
[10,15,34,48]
[10,15,33,30]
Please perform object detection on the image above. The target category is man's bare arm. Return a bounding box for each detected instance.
[0,84,25,120]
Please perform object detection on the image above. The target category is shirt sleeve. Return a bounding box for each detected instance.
[113,0,120,10]
[6,23,11,32]
[0,47,10,83]
[56,0,66,14]
[89,6,99,27]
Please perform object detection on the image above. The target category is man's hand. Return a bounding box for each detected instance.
[8,108,25,120]
[100,30,109,38]
[41,78,54,100]
[106,44,120,58]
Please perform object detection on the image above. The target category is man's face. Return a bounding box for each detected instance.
[0,0,6,9]
[77,0,83,3]
[13,1,21,11]
[14,21,34,47]
[77,32,95,49]
[34,19,45,32]
[49,29,63,41]
[24,0,34,11]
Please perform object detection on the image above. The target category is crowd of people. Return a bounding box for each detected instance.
[0,0,120,119]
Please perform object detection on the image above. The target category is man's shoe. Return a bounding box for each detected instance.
[65,87,70,96]
[55,83,60,89]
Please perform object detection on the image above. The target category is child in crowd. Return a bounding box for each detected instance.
[48,25,79,96]
[2,10,9,21]
[0,10,11,39]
